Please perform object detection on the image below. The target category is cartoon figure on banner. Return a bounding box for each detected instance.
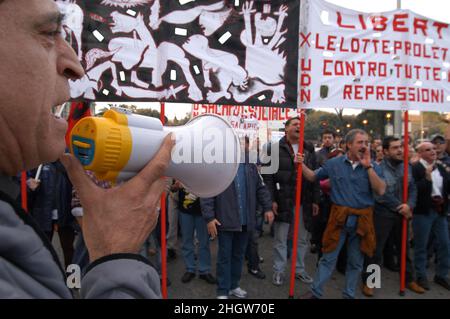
[64,0,293,105]
[149,0,231,36]
[56,0,84,59]
[70,48,185,100]
[231,1,288,103]
[71,10,201,101]
[182,35,249,103]
[100,0,150,8]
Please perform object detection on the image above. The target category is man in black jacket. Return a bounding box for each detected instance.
[200,156,273,299]
[412,142,450,291]
[263,117,319,286]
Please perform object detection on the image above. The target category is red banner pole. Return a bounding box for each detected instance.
[160,102,168,299]
[20,171,27,213]
[288,110,306,298]
[399,110,409,296]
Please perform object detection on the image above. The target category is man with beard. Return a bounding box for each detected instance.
[361,136,425,297]
[300,129,386,299]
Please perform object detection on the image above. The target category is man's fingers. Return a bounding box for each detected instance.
[143,177,167,205]
[60,154,97,200]
[128,133,175,191]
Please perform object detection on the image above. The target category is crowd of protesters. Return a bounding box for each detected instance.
[19,117,450,299]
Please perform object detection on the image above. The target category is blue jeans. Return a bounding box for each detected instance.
[413,210,449,279]
[311,219,364,299]
[216,230,249,296]
[179,212,211,274]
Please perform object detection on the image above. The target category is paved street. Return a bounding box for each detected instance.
[162,226,449,299]
[53,225,449,299]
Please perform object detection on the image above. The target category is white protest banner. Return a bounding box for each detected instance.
[299,0,450,112]
[192,104,301,144]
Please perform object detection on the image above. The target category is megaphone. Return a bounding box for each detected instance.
[69,108,241,198]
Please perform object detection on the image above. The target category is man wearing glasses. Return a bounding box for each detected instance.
[412,142,450,291]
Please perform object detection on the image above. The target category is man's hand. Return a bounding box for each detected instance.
[60,134,175,262]
[397,204,412,219]
[312,203,320,217]
[360,147,371,168]
[26,178,40,191]
[425,165,434,181]
[264,210,274,225]
[294,153,303,164]
[272,202,278,216]
[207,219,221,239]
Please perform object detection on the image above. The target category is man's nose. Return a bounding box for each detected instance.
[57,38,85,80]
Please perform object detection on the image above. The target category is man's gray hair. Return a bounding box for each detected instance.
[345,129,367,145]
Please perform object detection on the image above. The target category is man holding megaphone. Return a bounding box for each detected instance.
[0,0,173,298]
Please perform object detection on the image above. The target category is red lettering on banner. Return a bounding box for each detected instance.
[376,86,385,100]
[369,15,388,31]
[300,32,311,48]
[398,87,407,101]
[327,35,337,51]
[333,12,448,38]
[405,41,412,56]
[300,58,312,103]
[354,85,363,100]
[414,18,428,36]
[343,85,352,99]
[300,91,311,103]
[358,14,367,30]
[365,86,374,99]
[337,12,356,29]
[393,13,409,32]
[433,21,449,39]
[301,73,311,86]
[382,40,390,54]
[387,86,395,101]
[261,110,268,121]
[323,59,332,76]
[368,62,376,76]
[315,33,325,50]
[301,58,312,71]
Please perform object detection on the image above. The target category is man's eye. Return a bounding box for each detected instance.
[44,30,62,38]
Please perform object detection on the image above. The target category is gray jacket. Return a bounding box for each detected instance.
[374,159,417,219]
[200,163,272,232]
[0,175,161,299]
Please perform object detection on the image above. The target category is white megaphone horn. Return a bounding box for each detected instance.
[69,108,241,197]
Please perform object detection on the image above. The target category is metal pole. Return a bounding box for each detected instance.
[394,0,402,137]
[160,102,168,299]
[399,111,409,296]
[288,110,306,298]
[21,172,28,213]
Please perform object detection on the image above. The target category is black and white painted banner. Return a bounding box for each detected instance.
[57,0,300,107]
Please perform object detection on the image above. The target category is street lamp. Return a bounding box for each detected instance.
[346,124,351,129]
[386,113,392,120]
[362,119,368,125]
